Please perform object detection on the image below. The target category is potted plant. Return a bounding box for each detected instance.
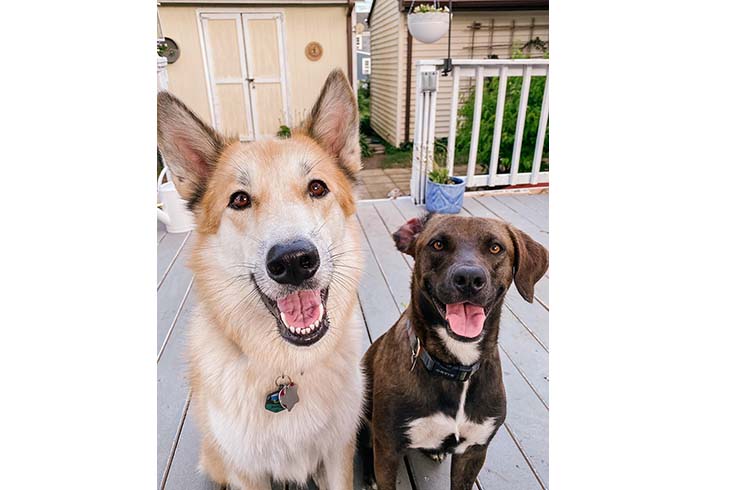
[425,166,466,214]
[407,4,451,44]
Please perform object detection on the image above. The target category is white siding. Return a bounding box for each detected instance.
[368,0,403,146]
[399,10,549,143]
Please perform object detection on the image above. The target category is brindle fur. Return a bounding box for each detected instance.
[360,214,548,490]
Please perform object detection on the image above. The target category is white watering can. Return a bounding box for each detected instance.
[157,166,195,233]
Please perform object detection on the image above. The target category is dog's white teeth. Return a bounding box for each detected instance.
[318,303,325,322]
[306,327,313,334]
[289,326,296,334]
[280,312,288,324]
[296,327,302,335]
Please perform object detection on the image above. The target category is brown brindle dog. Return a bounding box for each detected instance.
[359,213,548,490]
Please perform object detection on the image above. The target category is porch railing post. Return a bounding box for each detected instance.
[409,59,549,194]
[410,62,438,205]
[446,66,461,176]
[531,68,549,185]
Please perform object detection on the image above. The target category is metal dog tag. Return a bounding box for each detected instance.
[278,383,299,411]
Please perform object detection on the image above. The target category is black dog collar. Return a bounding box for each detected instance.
[406,320,480,382]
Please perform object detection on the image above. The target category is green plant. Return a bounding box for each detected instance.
[428,165,454,185]
[360,133,373,158]
[157,40,169,57]
[276,125,291,139]
[358,81,374,137]
[454,67,549,175]
[412,4,450,13]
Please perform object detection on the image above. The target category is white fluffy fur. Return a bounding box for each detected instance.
[187,141,364,489]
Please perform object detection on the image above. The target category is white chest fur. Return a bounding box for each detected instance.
[405,381,498,454]
[204,361,364,484]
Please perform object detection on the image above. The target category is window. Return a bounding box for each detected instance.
[362,57,371,75]
[356,34,363,50]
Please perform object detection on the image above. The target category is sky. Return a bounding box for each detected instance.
[356,0,372,13]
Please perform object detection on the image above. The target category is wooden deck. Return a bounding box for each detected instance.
[157,191,549,490]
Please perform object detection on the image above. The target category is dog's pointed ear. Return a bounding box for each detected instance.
[393,214,432,257]
[507,224,549,303]
[304,69,361,179]
[157,91,229,207]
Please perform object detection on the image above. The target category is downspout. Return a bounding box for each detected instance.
[346,0,355,87]
[403,28,413,144]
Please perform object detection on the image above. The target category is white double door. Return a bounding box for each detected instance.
[200,12,290,140]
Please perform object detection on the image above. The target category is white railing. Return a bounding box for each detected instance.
[410,59,550,204]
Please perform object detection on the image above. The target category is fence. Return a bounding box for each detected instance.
[410,59,549,204]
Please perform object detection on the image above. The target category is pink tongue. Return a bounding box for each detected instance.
[276,290,321,328]
[445,303,486,338]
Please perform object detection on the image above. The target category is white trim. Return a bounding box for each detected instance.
[239,14,260,139]
[197,9,290,140]
[275,13,292,128]
[236,13,257,140]
[196,17,217,126]
[459,172,550,188]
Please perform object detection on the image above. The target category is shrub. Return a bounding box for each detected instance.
[455,69,549,174]
[360,133,373,158]
[358,81,373,137]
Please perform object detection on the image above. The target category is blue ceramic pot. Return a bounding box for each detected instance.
[425,176,466,214]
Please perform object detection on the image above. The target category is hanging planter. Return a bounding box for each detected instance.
[407,3,451,44]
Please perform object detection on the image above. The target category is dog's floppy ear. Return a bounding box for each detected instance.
[157,91,229,208]
[393,214,432,257]
[507,224,549,303]
[303,69,361,179]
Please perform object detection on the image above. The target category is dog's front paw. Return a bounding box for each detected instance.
[429,452,447,463]
[362,477,378,490]
[419,449,448,463]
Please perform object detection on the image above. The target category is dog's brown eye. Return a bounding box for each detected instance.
[308,180,329,198]
[431,240,445,251]
[489,243,502,254]
[229,191,251,210]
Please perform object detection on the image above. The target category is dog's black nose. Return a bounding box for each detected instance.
[266,239,320,285]
[452,265,487,294]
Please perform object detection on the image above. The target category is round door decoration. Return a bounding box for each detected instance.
[305,42,323,61]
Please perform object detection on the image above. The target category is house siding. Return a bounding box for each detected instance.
[158,5,349,131]
[368,0,403,146]
[397,10,548,143]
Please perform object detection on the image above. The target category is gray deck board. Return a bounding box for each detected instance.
[473,196,548,249]
[158,288,197,487]
[357,203,412,310]
[355,220,402,340]
[158,220,167,243]
[502,195,548,232]
[158,192,548,490]
[504,288,549,351]
[499,310,549,407]
[161,398,219,490]
[158,232,190,286]
[157,238,194,351]
[500,349,549,489]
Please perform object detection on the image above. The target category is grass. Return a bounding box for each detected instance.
[380,150,413,169]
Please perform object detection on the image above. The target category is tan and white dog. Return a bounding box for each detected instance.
[157,70,364,489]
